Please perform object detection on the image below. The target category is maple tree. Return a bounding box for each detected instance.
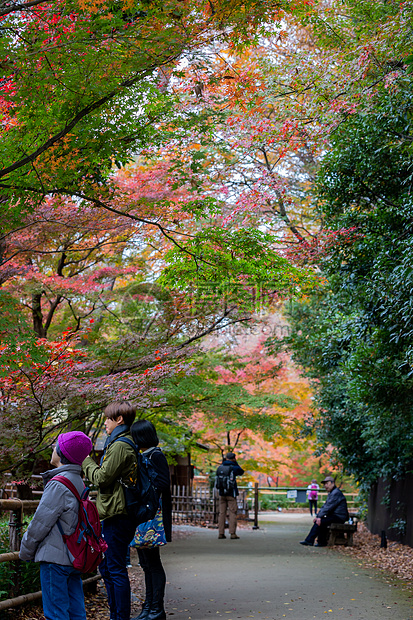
[156,0,412,262]
[0,167,203,471]
[0,159,309,474]
[0,0,286,226]
[146,317,324,485]
[0,0,314,349]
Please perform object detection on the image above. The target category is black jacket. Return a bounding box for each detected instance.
[221,459,244,497]
[143,447,172,542]
[317,486,349,522]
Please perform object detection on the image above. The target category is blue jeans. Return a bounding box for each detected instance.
[100,514,136,620]
[40,562,86,620]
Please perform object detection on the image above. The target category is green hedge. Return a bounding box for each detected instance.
[258,494,302,510]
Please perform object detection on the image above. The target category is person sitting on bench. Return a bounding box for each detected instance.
[300,476,349,547]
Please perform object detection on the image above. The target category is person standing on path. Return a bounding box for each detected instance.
[130,419,172,620]
[216,452,244,540]
[306,478,319,516]
[300,475,348,547]
[82,401,137,620]
[19,431,93,620]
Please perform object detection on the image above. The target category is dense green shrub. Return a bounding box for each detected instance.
[258,494,297,510]
[287,83,413,486]
[0,516,40,602]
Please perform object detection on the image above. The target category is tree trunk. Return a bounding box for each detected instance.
[32,292,46,338]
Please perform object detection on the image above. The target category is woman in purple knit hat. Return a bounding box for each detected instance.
[20,431,93,620]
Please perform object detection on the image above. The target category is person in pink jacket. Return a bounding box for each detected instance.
[306,479,319,516]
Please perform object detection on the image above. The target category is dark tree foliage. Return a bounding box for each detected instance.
[286,83,413,485]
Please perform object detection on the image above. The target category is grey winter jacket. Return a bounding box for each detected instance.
[317,486,349,522]
[19,464,84,566]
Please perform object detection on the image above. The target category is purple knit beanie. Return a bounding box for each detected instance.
[58,431,93,465]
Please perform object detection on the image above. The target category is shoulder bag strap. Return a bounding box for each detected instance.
[51,475,82,541]
[113,436,139,455]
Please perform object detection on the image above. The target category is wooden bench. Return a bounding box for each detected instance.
[328,521,357,547]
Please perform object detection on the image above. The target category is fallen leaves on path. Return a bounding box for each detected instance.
[334,522,413,589]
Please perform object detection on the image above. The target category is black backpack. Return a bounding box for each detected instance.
[115,438,160,525]
[215,464,236,496]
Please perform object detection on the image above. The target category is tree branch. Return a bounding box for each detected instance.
[0,0,49,18]
[0,61,179,179]
[178,310,252,348]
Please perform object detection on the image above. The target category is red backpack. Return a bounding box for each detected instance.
[52,475,108,573]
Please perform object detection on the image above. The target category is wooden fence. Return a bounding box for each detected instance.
[171,486,249,525]
[172,485,216,525]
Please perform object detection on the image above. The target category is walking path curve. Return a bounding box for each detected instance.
[161,513,413,620]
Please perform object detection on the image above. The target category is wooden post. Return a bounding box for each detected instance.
[9,504,23,552]
[213,488,218,524]
[9,503,23,598]
[253,482,259,529]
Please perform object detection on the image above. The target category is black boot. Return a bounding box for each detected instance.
[146,609,166,620]
[134,572,153,620]
[146,610,166,620]
[146,570,166,620]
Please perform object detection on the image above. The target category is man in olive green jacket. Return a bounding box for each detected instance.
[83,401,137,620]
